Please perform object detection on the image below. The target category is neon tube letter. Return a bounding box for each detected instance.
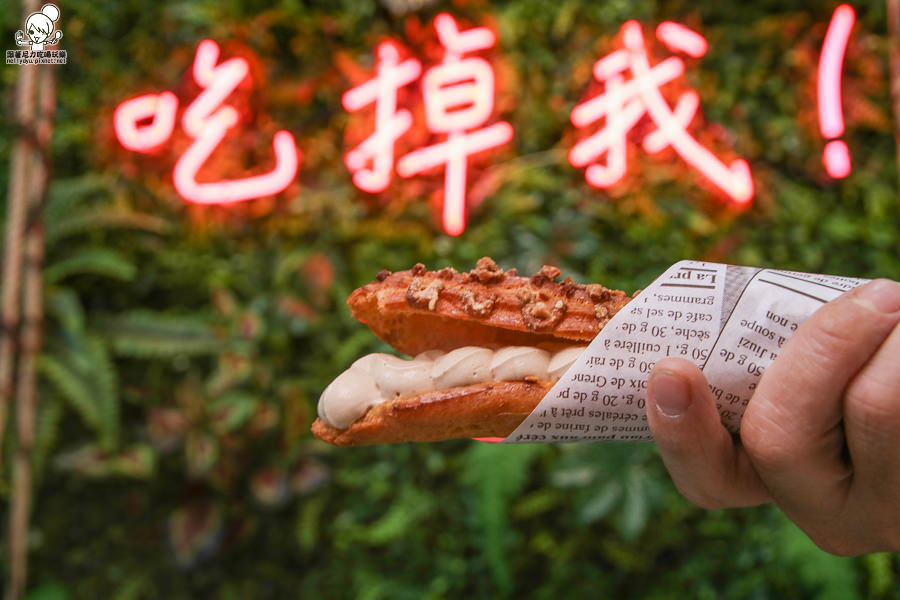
[817,4,855,179]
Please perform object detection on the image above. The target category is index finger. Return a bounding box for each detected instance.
[740,279,900,513]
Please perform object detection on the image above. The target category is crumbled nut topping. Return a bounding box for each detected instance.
[516,288,535,303]
[375,270,391,282]
[585,284,611,303]
[436,267,457,280]
[540,265,561,280]
[520,296,567,330]
[406,277,444,310]
[411,263,427,276]
[471,257,506,283]
[561,277,580,297]
[530,302,551,319]
[461,289,497,318]
[595,306,612,327]
[530,264,562,287]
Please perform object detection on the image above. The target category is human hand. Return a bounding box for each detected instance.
[646,278,900,556]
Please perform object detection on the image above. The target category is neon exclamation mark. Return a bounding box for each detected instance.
[818,4,855,179]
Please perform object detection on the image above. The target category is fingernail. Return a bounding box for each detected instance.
[649,370,691,417]
[853,279,900,314]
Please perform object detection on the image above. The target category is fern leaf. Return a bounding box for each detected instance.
[362,486,433,546]
[46,209,171,244]
[44,248,137,284]
[95,310,221,358]
[86,336,119,452]
[38,355,101,432]
[44,286,86,334]
[33,396,65,481]
[39,335,121,452]
[45,174,115,219]
[619,467,651,541]
[461,443,544,595]
[577,481,622,524]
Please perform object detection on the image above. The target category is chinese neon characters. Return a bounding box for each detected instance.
[569,20,754,205]
[112,12,860,233]
[342,42,421,194]
[114,40,300,205]
[344,13,513,236]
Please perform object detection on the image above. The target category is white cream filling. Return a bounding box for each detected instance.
[372,354,435,399]
[490,346,550,381]
[317,366,383,429]
[432,346,494,389]
[548,346,588,379]
[318,345,587,429]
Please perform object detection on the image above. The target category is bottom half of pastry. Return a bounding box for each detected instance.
[311,379,553,446]
[311,344,585,446]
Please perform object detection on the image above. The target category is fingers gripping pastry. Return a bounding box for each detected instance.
[311,258,633,446]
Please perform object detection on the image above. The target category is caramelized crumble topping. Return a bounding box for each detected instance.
[521,297,567,330]
[436,267,457,280]
[461,289,497,318]
[471,257,506,283]
[406,277,444,310]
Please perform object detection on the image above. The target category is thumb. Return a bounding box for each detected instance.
[647,358,769,509]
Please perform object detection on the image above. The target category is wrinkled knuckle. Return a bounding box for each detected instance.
[801,314,858,367]
[846,374,887,406]
[738,414,765,453]
[748,444,794,473]
[740,426,792,473]
[739,415,787,468]
[846,376,900,426]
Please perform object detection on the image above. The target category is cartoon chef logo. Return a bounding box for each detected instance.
[15,4,63,51]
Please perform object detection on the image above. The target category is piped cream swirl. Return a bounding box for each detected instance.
[318,345,586,429]
[490,347,550,381]
[432,346,494,389]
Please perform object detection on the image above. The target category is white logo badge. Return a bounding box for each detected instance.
[7,3,66,65]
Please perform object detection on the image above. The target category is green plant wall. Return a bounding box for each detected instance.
[1,0,899,598]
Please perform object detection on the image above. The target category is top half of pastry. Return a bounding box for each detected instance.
[348,257,635,356]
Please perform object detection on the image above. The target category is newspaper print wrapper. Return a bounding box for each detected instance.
[503,261,869,443]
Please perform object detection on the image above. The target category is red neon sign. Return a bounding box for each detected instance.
[111,13,869,228]
[343,13,513,236]
[656,21,708,58]
[818,4,855,179]
[569,20,753,205]
[113,40,300,205]
[342,42,421,193]
[113,92,178,152]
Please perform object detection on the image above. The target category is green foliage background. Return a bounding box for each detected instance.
[2,0,900,597]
